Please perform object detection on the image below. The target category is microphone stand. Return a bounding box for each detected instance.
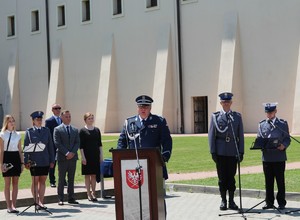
[245,120,286,214]
[219,113,259,219]
[268,120,300,144]
[18,160,52,215]
[125,121,143,220]
[268,120,300,214]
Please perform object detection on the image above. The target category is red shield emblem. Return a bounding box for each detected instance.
[126,169,144,189]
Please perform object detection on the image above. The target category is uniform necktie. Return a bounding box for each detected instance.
[142,119,146,126]
[38,128,41,133]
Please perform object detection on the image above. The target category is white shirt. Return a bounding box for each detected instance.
[0,130,21,152]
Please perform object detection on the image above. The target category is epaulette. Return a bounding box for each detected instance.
[126,115,138,124]
[213,111,220,116]
[126,115,136,120]
[158,116,165,122]
[233,111,241,117]
[27,127,34,131]
[259,119,266,124]
[278,119,287,124]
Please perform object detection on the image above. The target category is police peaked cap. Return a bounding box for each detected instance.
[219,92,233,101]
[30,111,44,119]
[263,102,278,113]
[135,95,153,105]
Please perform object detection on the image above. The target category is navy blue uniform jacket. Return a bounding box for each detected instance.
[117,113,172,179]
[257,118,291,162]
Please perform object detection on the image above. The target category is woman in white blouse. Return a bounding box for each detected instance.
[0,115,24,213]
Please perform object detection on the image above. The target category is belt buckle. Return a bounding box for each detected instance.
[226,137,230,142]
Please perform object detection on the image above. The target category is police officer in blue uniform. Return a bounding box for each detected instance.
[257,103,291,210]
[208,92,244,211]
[24,111,55,209]
[117,95,172,180]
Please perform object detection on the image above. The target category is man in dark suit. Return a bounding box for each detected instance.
[53,110,80,205]
[45,103,62,188]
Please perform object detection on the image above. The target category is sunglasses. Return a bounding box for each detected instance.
[52,107,61,110]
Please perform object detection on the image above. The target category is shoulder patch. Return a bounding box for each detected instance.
[259,119,266,124]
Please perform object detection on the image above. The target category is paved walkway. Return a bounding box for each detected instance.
[1,191,300,220]
[1,162,300,205]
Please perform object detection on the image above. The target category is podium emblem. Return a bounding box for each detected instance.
[126,169,144,189]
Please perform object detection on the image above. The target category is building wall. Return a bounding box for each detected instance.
[0,0,300,134]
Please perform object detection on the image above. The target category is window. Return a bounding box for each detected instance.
[31,10,40,32]
[113,0,123,16]
[181,0,198,4]
[146,0,158,8]
[81,0,91,22]
[7,15,15,37]
[57,5,66,27]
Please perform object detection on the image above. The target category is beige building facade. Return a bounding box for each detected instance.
[1,0,300,134]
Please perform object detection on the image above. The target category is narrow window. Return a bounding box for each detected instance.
[31,10,40,32]
[82,0,91,22]
[7,15,15,37]
[57,5,66,27]
[113,0,122,16]
[146,0,158,8]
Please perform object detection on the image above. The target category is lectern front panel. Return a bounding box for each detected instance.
[121,159,150,219]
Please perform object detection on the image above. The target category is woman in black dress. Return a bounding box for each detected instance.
[0,115,24,213]
[79,112,103,201]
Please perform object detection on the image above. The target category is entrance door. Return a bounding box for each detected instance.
[193,96,208,133]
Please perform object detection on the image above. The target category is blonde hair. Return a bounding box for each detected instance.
[1,115,16,132]
[83,112,94,121]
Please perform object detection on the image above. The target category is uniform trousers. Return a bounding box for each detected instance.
[263,161,286,206]
[57,160,77,201]
[216,155,237,192]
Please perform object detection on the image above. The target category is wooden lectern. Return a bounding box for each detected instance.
[110,148,166,220]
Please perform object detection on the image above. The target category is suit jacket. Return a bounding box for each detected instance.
[53,124,80,162]
[208,110,244,157]
[45,115,60,138]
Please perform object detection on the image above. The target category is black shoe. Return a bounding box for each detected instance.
[58,201,64,206]
[229,201,239,210]
[36,205,47,210]
[220,200,227,210]
[278,205,285,210]
[262,204,273,209]
[7,209,19,214]
[50,183,56,188]
[68,199,79,204]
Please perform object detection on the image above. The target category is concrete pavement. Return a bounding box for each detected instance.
[1,190,300,220]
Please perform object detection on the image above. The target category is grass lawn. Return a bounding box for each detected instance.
[1,135,300,191]
[175,169,300,192]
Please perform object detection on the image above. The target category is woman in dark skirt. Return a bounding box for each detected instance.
[79,112,103,201]
[0,115,24,213]
[24,111,55,210]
